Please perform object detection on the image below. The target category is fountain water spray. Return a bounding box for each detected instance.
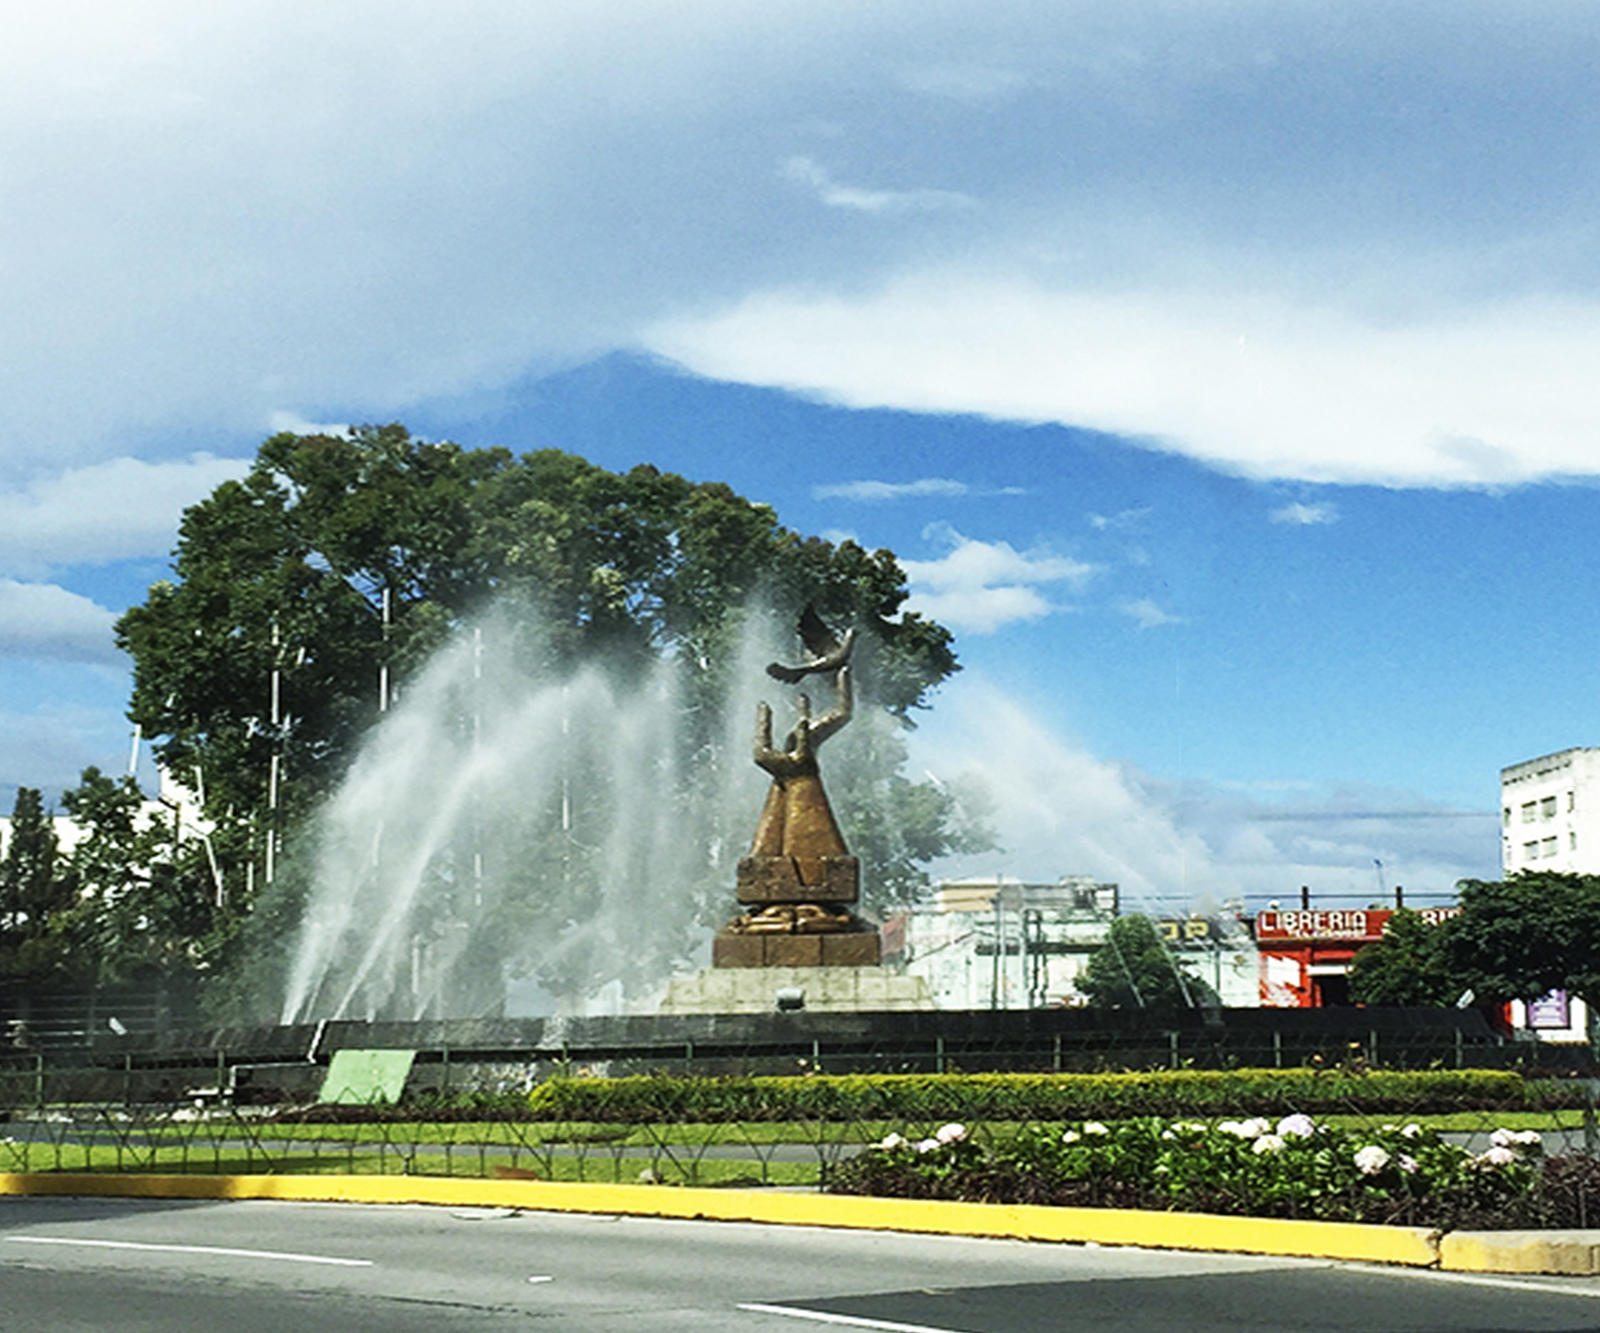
[280,607,787,1022]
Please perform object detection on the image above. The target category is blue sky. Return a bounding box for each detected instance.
[5,1,1599,910]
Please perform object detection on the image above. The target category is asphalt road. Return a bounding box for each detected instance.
[5,1196,1600,1332]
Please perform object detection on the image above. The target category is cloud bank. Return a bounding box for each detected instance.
[6,3,1600,488]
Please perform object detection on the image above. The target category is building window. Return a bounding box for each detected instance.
[1524,840,1540,860]
[1523,802,1537,823]
[1503,807,1512,827]
[1570,791,1577,812]
[1542,836,1558,857]
[1542,796,1558,819]
[1572,832,1579,850]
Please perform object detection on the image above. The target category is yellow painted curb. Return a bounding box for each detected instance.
[0,1172,1438,1268]
[1441,1230,1600,1276]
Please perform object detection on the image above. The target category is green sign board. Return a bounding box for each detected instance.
[317,1048,416,1105]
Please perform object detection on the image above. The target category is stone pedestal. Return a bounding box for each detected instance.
[660,965,933,1015]
[713,852,882,968]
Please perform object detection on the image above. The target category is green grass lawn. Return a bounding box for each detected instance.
[7,1107,1589,1185]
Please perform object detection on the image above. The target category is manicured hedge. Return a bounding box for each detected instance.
[525,1068,1563,1123]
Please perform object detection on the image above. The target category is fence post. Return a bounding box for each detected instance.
[1168,1031,1179,1070]
[122,1054,132,1104]
[936,1035,945,1075]
[1052,1033,1061,1073]
[1585,1081,1598,1157]
[441,1044,451,1093]
[1454,1028,1463,1069]
[1272,1031,1282,1068]
[33,1053,43,1106]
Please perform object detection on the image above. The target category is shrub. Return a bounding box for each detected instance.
[826,1114,1553,1229]
[525,1069,1550,1124]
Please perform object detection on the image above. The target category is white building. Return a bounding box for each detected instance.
[887,876,1259,1010]
[1500,747,1600,875]
[0,770,208,865]
[888,876,1118,1009]
[1498,747,1600,1041]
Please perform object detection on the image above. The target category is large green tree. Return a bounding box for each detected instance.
[117,427,988,1009]
[1077,915,1216,1009]
[1347,907,1459,1007]
[1440,872,1600,1010]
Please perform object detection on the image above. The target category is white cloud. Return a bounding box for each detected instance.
[815,478,970,501]
[814,477,1025,502]
[6,4,1600,488]
[1118,598,1185,630]
[0,455,249,577]
[646,275,1600,488]
[1271,501,1338,526]
[1088,507,1152,532]
[267,412,353,438]
[901,523,1094,634]
[780,156,975,215]
[0,581,121,666]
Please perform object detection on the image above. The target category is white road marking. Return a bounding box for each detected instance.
[527,1275,554,1284]
[737,1302,974,1333]
[6,1236,373,1267]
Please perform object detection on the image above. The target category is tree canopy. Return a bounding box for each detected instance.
[1440,872,1600,1009]
[1347,908,1457,1007]
[1077,915,1216,1009]
[114,426,988,1013]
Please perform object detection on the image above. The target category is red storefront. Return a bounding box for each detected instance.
[1254,906,1458,1007]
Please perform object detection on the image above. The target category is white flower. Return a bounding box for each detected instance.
[1490,1128,1542,1150]
[1240,1117,1271,1137]
[1276,1114,1316,1138]
[1174,1120,1207,1134]
[1354,1146,1391,1175]
[1399,1155,1419,1174]
[876,1132,905,1150]
[1083,1122,1110,1136]
[1478,1145,1516,1167]
[1399,1123,1423,1139]
[1161,1130,1176,1141]
[1252,1134,1286,1155]
[1062,1130,1081,1145]
[913,1138,940,1154]
[935,1122,966,1145]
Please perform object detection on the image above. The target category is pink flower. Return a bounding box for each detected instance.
[1276,1114,1315,1138]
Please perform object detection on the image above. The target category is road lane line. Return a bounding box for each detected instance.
[6,1236,373,1267]
[737,1302,975,1333]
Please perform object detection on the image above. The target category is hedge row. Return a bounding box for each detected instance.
[524,1068,1566,1124]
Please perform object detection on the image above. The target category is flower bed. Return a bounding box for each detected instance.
[824,1114,1588,1230]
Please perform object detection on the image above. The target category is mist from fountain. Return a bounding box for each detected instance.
[279,607,788,1023]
